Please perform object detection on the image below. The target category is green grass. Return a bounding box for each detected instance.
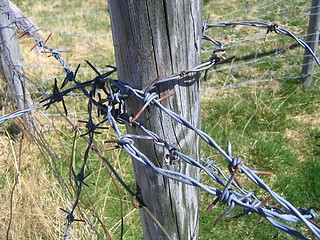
[200,80,320,239]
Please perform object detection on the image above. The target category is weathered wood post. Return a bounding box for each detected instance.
[301,0,320,88]
[0,0,33,127]
[108,1,202,239]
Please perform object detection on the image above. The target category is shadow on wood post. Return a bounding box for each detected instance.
[108,1,202,239]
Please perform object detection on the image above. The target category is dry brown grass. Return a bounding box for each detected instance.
[0,131,64,239]
[0,111,141,239]
[291,113,320,128]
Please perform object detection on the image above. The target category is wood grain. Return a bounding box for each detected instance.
[108,1,202,239]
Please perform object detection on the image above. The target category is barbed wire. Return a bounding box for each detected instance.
[0,105,38,125]
[203,21,320,66]
[38,46,320,239]
[200,0,319,87]
[1,4,320,240]
[45,63,319,239]
[0,5,73,79]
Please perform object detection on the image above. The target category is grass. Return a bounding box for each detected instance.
[200,80,320,239]
[0,0,319,239]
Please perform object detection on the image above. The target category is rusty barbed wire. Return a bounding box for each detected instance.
[1,4,320,240]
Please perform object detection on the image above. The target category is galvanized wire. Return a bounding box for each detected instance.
[1,4,320,240]
[104,77,320,240]
[0,105,38,125]
[0,5,72,77]
[203,21,320,66]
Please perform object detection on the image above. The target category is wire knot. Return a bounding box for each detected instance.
[229,157,243,171]
[266,22,278,34]
[168,145,178,155]
[219,188,234,206]
[299,208,318,220]
[109,91,121,103]
[118,136,134,146]
[144,92,158,104]
[203,159,215,168]
[309,209,318,220]
[163,141,179,155]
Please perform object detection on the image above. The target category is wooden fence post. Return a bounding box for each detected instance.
[108,1,202,239]
[0,0,33,127]
[301,0,320,88]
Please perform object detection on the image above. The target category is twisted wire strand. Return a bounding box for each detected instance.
[0,6,72,75]
[106,82,320,239]
[0,104,39,125]
[204,21,320,66]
